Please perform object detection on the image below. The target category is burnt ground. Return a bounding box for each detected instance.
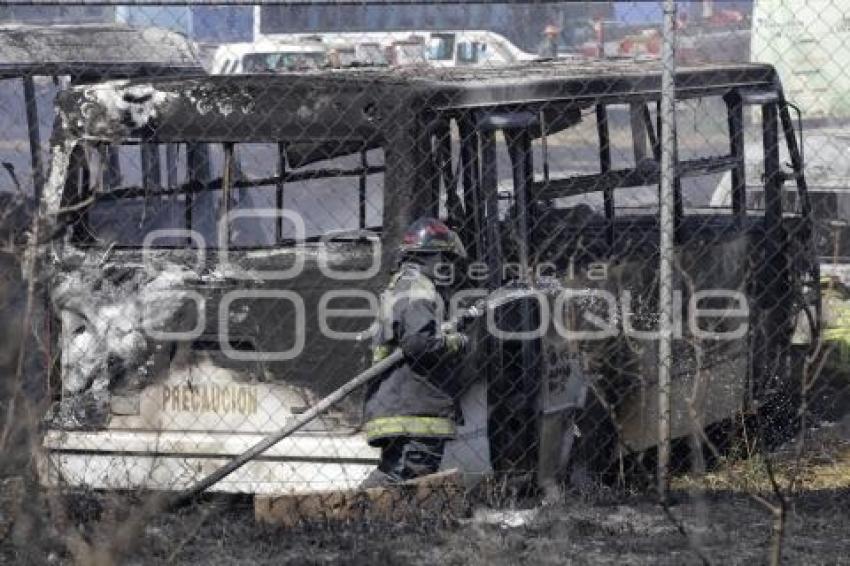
[3,343,850,566]
[3,482,850,565]
[1,360,848,565]
[137,489,850,565]
[5,394,850,565]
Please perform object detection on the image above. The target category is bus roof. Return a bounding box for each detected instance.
[54,59,778,143]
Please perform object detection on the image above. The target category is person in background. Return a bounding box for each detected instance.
[537,24,561,59]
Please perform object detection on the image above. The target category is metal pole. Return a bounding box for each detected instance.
[596,104,614,253]
[22,76,44,202]
[276,142,286,242]
[221,142,235,247]
[658,0,678,498]
[359,149,368,229]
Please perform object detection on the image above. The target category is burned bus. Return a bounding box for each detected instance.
[36,60,816,494]
[0,24,203,470]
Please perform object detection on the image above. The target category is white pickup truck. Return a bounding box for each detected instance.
[257,29,537,67]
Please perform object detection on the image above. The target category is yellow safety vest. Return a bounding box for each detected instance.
[364,415,456,443]
[821,278,850,363]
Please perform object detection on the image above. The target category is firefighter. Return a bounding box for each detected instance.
[361,217,470,486]
[537,24,561,59]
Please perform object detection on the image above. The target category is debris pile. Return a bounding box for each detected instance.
[48,253,198,428]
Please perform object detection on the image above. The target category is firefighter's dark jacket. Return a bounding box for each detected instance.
[364,262,464,445]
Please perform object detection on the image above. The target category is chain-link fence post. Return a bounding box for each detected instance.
[657,0,678,497]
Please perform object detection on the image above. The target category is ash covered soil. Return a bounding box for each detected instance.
[4,488,850,565]
[4,414,850,565]
[143,490,850,566]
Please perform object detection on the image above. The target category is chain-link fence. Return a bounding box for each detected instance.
[1,2,850,564]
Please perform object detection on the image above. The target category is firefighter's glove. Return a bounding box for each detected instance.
[443,331,469,354]
[464,303,484,320]
[457,303,485,332]
[442,304,484,334]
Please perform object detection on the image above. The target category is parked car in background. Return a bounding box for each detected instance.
[258,30,536,67]
[210,39,327,74]
[384,37,429,66]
